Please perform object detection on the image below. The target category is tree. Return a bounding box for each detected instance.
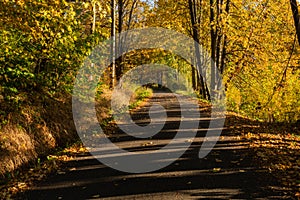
[290,0,300,45]
[109,0,147,86]
[188,0,209,99]
[0,0,108,100]
[111,0,117,87]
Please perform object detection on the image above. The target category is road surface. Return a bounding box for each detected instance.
[19,91,287,199]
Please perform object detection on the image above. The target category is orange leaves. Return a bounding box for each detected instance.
[245,128,300,196]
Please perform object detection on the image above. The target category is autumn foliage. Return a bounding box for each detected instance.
[0,0,299,197]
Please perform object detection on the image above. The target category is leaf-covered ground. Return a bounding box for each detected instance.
[0,143,88,199]
[246,129,300,198]
[226,112,300,198]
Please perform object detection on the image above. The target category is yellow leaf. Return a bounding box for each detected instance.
[213,168,221,172]
[83,2,90,9]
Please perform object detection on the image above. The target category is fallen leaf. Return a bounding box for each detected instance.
[213,168,221,172]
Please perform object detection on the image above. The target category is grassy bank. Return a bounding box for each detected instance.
[0,85,153,198]
[0,92,78,180]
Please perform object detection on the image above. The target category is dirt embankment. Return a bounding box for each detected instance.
[0,92,78,179]
[0,85,153,180]
[0,88,112,178]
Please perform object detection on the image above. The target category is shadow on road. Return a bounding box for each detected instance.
[20,91,288,199]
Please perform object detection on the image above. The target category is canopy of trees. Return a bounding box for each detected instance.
[1,0,299,122]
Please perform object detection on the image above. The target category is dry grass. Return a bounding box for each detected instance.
[0,92,77,179]
[95,87,113,122]
[0,86,116,179]
[0,126,37,176]
[0,87,116,198]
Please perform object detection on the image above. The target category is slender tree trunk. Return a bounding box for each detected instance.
[116,0,124,81]
[210,0,217,100]
[111,0,116,88]
[290,0,300,45]
[116,0,138,80]
[215,0,221,72]
[92,2,96,34]
[191,46,196,90]
[219,0,230,74]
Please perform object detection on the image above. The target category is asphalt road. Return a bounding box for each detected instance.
[19,91,288,200]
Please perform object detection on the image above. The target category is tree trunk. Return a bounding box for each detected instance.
[290,0,300,45]
[116,0,124,81]
[210,0,217,100]
[111,0,116,88]
[191,46,196,90]
[116,0,138,80]
[188,0,208,99]
[92,2,96,34]
[219,0,230,74]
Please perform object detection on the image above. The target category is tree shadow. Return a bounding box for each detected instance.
[18,92,291,199]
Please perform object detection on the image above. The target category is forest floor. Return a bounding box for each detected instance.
[2,90,299,199]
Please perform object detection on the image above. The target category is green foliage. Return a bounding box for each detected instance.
[128,87,153,109]
[0,0,108,106]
